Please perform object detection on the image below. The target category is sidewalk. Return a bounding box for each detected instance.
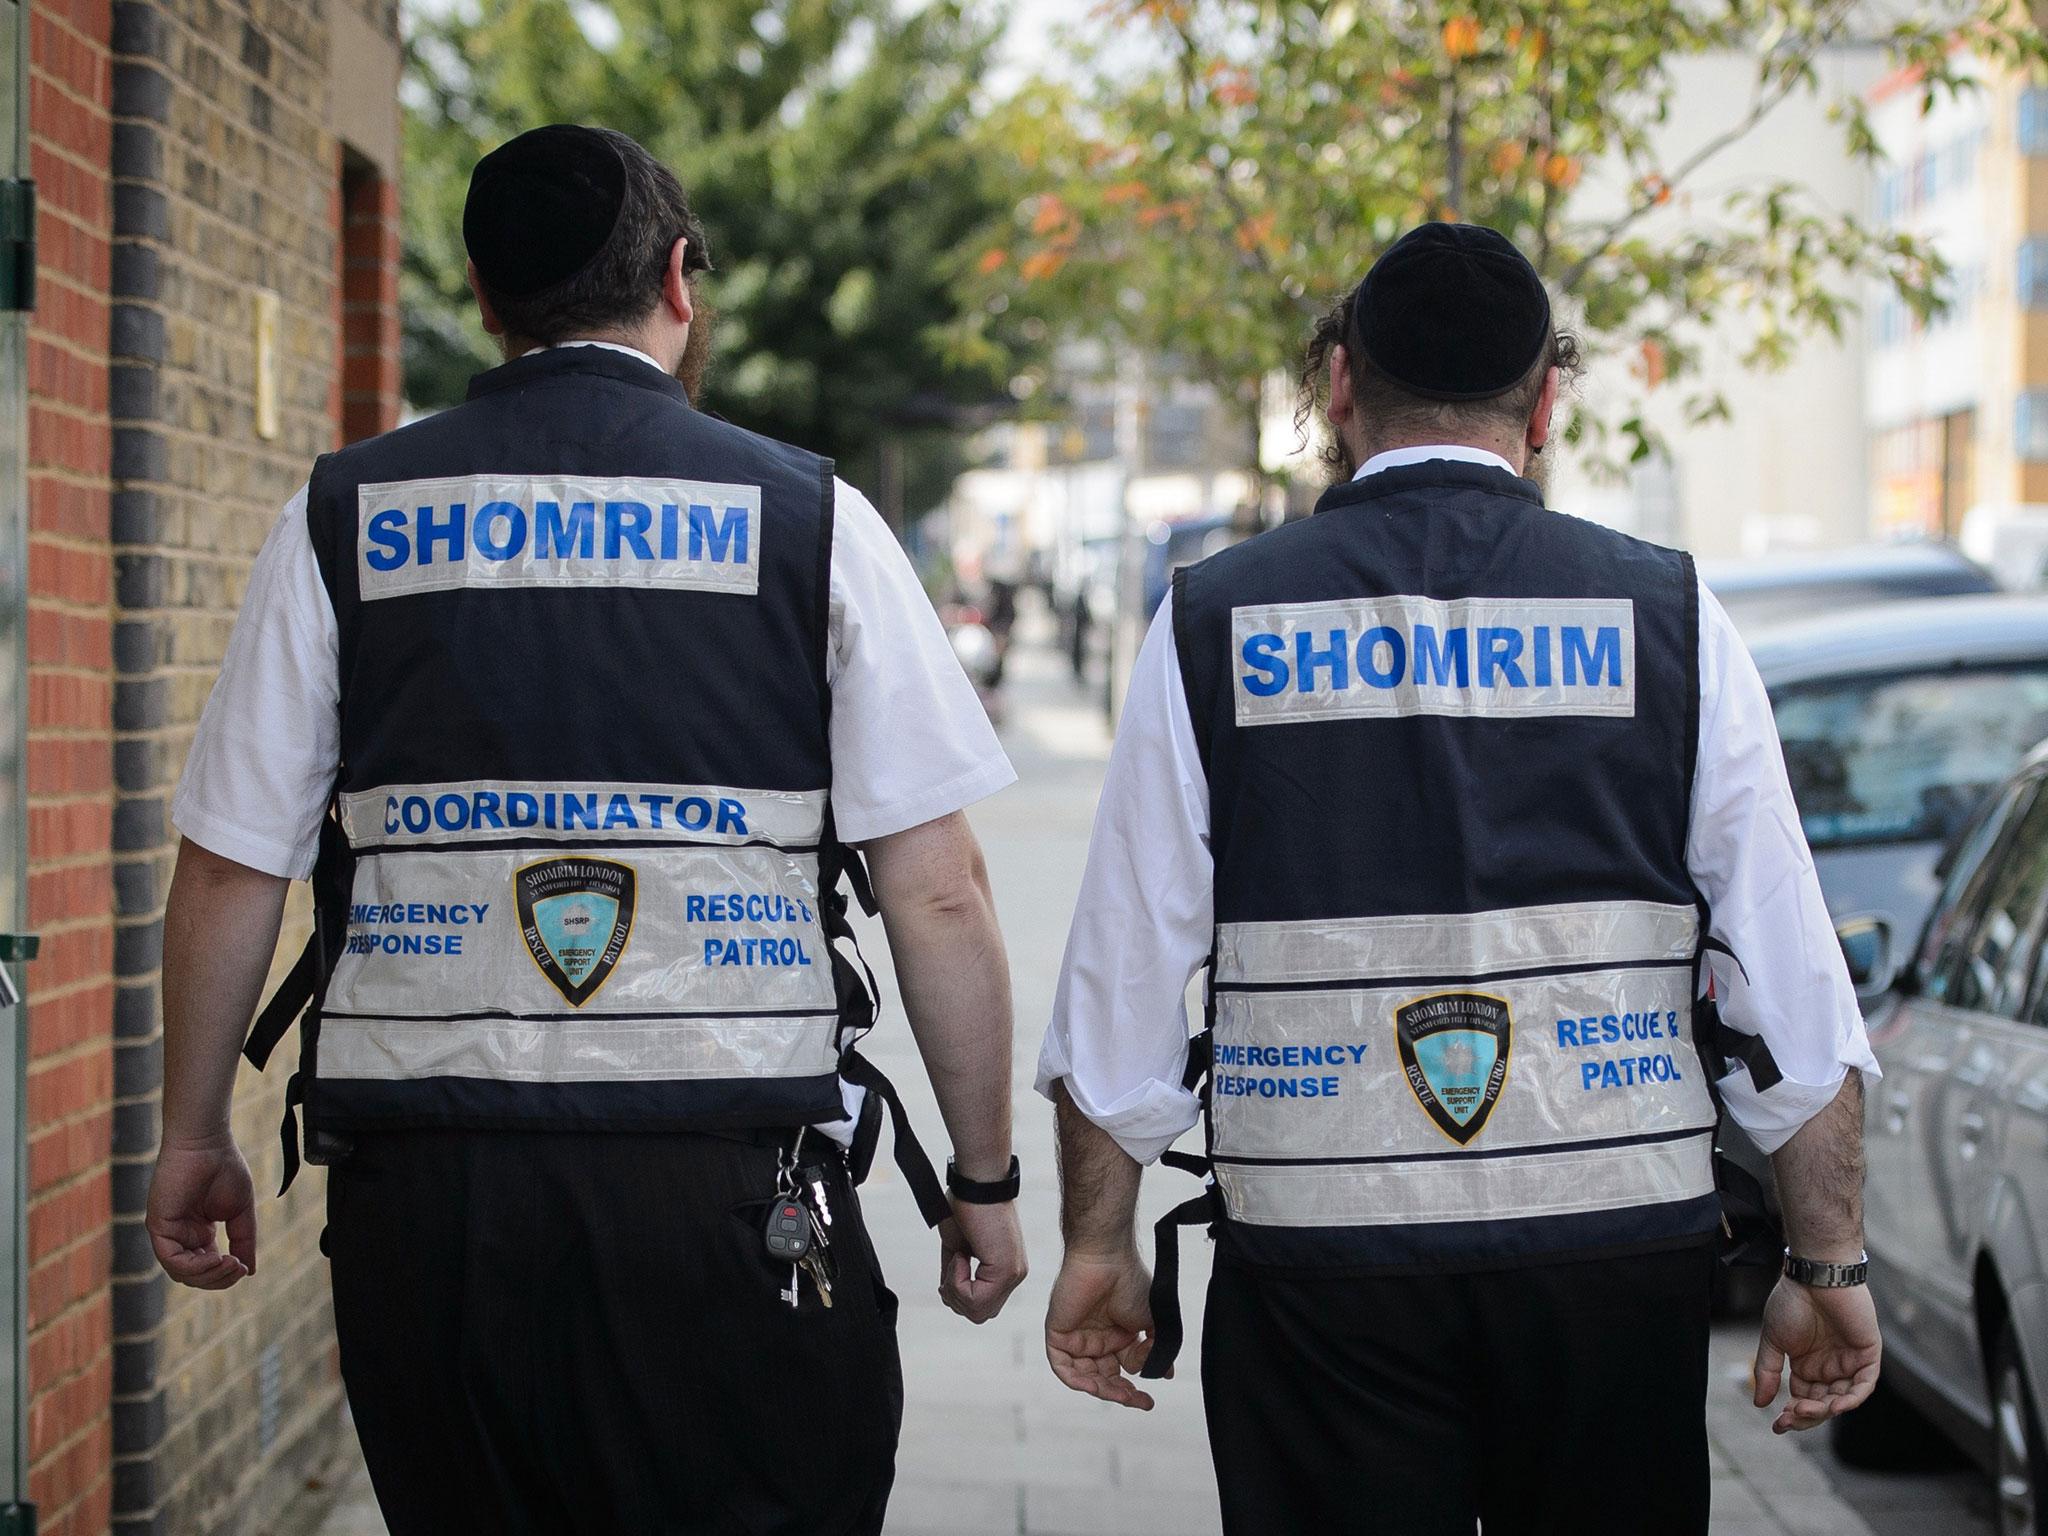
[304,624,1980,1536]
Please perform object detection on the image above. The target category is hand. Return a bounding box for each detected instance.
[147,1136,257,1290]
[1045,1247,1158,1411]
[1754,1276,1882,1433]
[940,1199,1027,1324]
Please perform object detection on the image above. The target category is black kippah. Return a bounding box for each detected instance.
[1351,222,1552,401]
[463,125,628,300]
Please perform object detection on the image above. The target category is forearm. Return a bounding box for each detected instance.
[868,815,1014,1180]
[1054,1079,1143,1258]
[1769,1068,1867,1263]
[161,840,289,1146]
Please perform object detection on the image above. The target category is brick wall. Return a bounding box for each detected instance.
[26,0,118,1524]
[20,0,401,1524]
[104,0,355,1519]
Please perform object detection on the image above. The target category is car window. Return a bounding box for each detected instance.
[1935,780,2048,1016]
[1773,666,2048,852]
[1921,778,2036,1003]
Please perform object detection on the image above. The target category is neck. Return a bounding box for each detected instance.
[502,327,681,372]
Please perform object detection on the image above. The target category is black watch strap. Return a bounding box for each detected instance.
[1782,1249,1869,1288]
[946,1155,1021,1205]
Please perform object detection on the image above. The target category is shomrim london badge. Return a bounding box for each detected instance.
[515,858,636,1007]
[1396,991,1511,1145]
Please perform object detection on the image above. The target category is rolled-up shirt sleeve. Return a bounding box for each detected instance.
[1689,580,1880,1154]
[1036,595,1213,1164]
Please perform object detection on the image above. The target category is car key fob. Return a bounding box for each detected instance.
[763,1197,812,1263]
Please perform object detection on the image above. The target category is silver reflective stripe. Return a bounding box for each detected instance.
[1215,1132,1715,1227]
[1216,900,1698,986]
[326,846,837,1020]
[1230,594,1635,726]
[356,473,762,599]
[1209,969,1713,1161]
[340,781,828,850]
[319,1012,841,1083]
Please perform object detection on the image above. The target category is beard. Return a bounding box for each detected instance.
[677,297,716,402]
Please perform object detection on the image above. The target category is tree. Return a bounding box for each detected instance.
[956,0,2048,473]
[403,0,1034,504]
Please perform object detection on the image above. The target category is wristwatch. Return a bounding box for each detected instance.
[1783,1249,1870,1288]
[946,1155,1021,1205]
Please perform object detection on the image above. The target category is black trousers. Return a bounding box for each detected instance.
[326,1128,903,1536]
[1201,1243,1715,1536]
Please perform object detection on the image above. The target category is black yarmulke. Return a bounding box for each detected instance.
[1352,223,1552,401]
[463,125,628,300]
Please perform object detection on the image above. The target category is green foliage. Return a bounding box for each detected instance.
[402,0,1032,498]
[954,0,2048,472]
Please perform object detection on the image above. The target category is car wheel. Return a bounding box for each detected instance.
[1829,1366,1950,1471]
[1993,1324,2048,1536]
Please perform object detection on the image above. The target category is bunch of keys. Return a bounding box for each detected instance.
[762,1133,836,1309]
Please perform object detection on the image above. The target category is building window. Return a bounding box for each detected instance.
[2021,89,2048,156]
[2016,392,2048,462]
[2022,242,2048,309]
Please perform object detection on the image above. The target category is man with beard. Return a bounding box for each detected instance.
[1038,222,1881,1533]
[146,124,1026,1533]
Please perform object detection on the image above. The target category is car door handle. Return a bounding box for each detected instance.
[1959,1110,1989,1159]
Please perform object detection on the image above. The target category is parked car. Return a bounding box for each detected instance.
[1838,739,2048,1529]
[1717,600,2048,1312]
[1753,596,2048,955]
[1701,542,1997,637]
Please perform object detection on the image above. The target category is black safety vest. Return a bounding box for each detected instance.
[275,346,861,1144]
[1174,460,1720,1271]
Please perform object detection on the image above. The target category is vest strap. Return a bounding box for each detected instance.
[838,1050,952,1228]
[1181,1029,1212,1094]
[1139,1186,1219,1381]
[244,936,315,1070]
[276,1072,305,1197]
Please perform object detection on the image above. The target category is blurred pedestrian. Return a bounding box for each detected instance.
[146,123,1025,1536]
[1038,222,1880,1534]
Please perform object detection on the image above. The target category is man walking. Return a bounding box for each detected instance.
[1039,222,1880,1533]
[146,124,1026,1534]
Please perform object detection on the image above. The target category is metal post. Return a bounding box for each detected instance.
[0,0,36,1519]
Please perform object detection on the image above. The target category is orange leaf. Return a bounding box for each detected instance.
[1235,210,1277,253]
[1490,141,1527,177]
[1020,250,1070,282]
[1542,151,1581,189]
[1640,338,1667,388]
[1640,174,1672,206]
[1032,196,1070,235]
[1441,15,1481,60]
[1103,181,1151,206]
[977,248,1009,275]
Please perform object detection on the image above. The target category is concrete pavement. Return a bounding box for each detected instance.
[300,620,1987,1536]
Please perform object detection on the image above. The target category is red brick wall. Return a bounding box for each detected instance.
[340,159,401,443]
[25,0,118,1525]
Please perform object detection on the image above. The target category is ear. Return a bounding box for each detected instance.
[662,237,696,326]
[1326,343,1354,429]
[1526,364,1561,453]
[467,259,504,338]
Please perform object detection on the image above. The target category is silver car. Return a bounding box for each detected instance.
[1846,740,2048,1531]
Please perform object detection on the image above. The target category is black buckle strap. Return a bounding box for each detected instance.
[1181,1030,1212,1093]
[839,1050,953,1228]
[276,1072,305,1196]
[244,936,316,1070]
[1700,996,1784,1094]
[1140,1186,1218,1381]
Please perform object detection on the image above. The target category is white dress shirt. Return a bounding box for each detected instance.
[1037,446,1877,1163]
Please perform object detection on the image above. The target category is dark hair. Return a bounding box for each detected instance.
[1295,286,1581,470]
[481,129,712,347]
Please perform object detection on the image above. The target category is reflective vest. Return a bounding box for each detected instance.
[266,346,860,1147]
[1173,460,1721,1270]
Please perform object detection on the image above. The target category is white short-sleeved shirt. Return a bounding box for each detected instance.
[1037,444,1878,1164]
[173,347,1015,877]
